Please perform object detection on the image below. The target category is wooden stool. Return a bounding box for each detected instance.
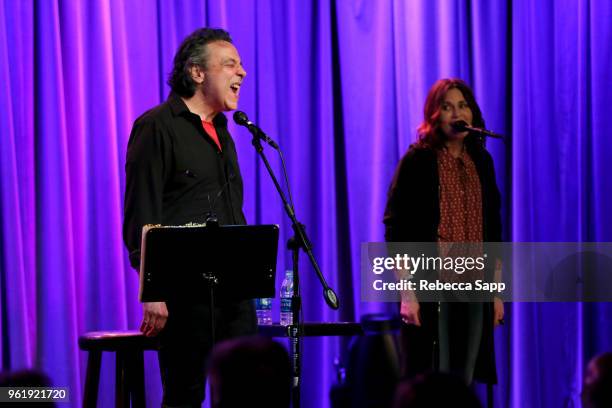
[78,331,159,408]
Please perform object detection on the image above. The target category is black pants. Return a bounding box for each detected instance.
[399,302,488,384]
[158,299,257,407]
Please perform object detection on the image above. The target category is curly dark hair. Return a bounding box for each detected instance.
[416,78,486,152]
[167,28,233,98]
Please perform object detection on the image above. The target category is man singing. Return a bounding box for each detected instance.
[123,28,255,407]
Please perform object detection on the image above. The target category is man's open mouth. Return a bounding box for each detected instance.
[230,82,241,96]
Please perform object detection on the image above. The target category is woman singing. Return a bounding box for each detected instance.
[383,78,504,385]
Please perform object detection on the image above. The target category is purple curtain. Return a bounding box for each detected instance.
[0,1,610,406]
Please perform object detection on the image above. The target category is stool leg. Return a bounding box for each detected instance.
[83,351,102,408]
[116,351,130,408]
[129,350,146,408]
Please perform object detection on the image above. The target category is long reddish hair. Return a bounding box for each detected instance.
[416,78,485,151]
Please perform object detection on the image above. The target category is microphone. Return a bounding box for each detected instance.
[233,111,279,149]
[451,120,504,139]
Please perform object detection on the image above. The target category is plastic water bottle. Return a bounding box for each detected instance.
[280,270,294,326]
[255,298,272,325]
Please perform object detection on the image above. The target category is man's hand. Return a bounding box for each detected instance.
[400,300,421,326]
[493,297,504,327]
[141,301,168,337]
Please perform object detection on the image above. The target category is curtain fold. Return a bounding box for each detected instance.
[0,0,36,371]
[0,1,610,406]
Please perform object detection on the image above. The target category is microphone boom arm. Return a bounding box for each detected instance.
[249,135,339,310]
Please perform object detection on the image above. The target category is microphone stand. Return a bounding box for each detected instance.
[249,135,339,408]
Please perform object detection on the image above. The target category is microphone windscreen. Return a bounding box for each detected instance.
[233,111,249,126]
[450,120,468,131]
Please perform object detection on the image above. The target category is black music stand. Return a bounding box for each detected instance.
[138,224,279,342]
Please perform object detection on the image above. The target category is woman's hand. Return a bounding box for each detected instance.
[493,297,504,327]
[400,300,422,326]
